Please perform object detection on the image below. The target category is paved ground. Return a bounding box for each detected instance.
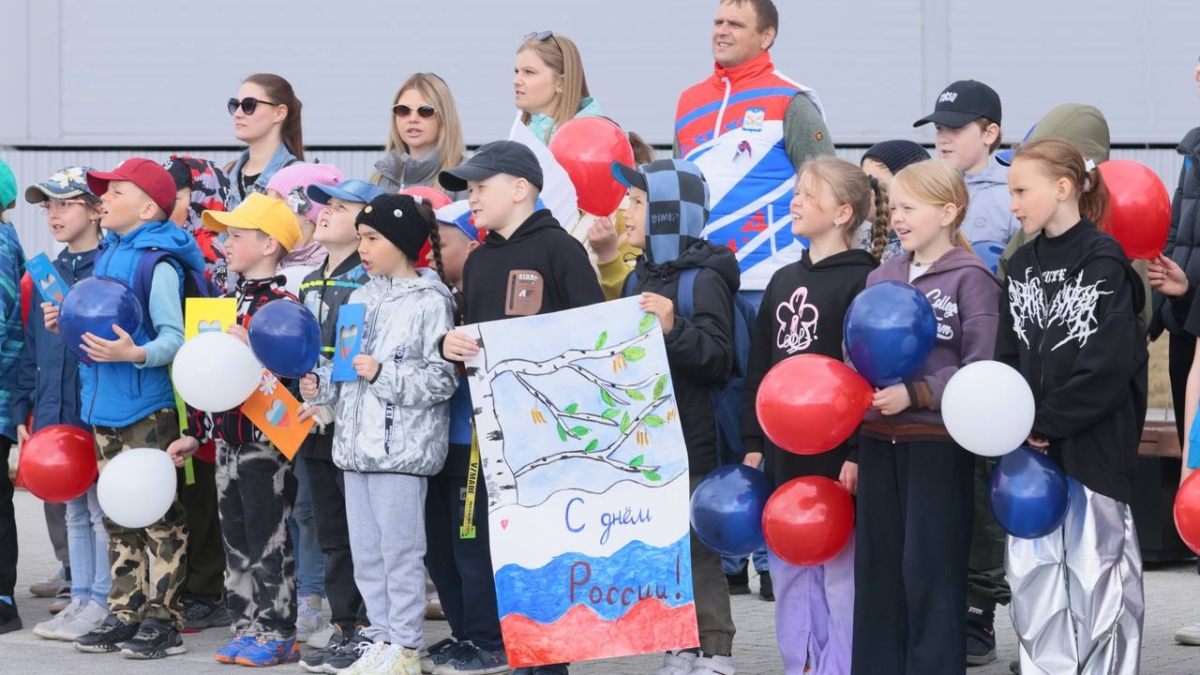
[3,488,1200,674]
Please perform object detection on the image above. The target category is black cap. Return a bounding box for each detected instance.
[913,80,1002,128]
[355,194,431,262]
[440,141,544,193]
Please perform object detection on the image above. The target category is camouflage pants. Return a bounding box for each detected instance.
[94,409,189,627]
[215,441,297,640]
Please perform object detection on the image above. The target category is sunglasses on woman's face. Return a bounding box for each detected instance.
[227,97,282,116]
[392,104,437,119]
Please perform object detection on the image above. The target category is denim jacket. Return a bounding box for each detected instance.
[225,144,300,210]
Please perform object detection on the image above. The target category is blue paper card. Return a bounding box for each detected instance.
[26,254,68,306]
[332,303,366,382]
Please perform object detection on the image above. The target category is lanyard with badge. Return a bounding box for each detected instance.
[460,423,480,539]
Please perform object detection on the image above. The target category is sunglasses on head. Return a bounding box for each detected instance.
[227,97,282,116]
[524,30,554,42]
[392,104,437,119]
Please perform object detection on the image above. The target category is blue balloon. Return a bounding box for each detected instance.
[989,446,1070,539]
[689,465,774,556]
[247,300,321,378]
[972,240,1006,275]
[59,276,144,366]
[844,281,937,387]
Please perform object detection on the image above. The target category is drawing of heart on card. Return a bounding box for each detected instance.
[265,399,290,428]
[339,324,358,358]
[25,254,68,307]
[197,319,223,334]
[332,304,366,382]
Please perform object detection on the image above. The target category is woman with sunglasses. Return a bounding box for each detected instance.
[371,73,466,199]
[515,31,603,145]
[226,73,305,210]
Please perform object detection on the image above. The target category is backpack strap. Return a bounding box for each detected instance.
[133,250,187,340]
[676,268,700,319]
[622,269,639,298]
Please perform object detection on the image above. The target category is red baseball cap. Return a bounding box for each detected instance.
[87,158,177,215]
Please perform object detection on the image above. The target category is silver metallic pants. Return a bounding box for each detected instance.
[1006,483,1144,675]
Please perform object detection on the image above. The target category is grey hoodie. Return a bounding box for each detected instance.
[312,273,458,474]
[962,161,1020,245]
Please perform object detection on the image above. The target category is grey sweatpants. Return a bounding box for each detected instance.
[344,471,428,648]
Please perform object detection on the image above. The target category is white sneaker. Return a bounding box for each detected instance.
[296,594,325,642]
[1176,621,1200,645]
[688,654,735,675]
[52,601,110,641]
[388,647,421,675]
[31,598,84,639]
[341,641,390,675]
[654,650,699,675]
[308,621,336,648]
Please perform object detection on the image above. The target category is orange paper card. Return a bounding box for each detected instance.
[240,371,313,460]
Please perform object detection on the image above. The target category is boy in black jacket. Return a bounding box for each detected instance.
[611,158,740,675]
[438,141,603,675]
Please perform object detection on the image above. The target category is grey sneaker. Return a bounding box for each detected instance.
[420,638,463,673]
[29,572,64,598]
[32,598,84,639]
[52,602,110,641]
[432,641,510,675]
[320,627,374,674]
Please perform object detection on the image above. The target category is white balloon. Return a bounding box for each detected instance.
[173,332,264,412]
[97,447,178,528]
[942,360,1035,457]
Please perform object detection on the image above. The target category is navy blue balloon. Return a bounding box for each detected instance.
[844,281,937,387]
[989,446,1070,539]
[247,300,321,378]
[973,240,1006,275]
[59,276,144,366]
[689,465,774,556]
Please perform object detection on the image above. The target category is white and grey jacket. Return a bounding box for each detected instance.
[310,273,457,474]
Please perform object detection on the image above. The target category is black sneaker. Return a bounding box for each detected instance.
[759,570,775,602]
[726,565,750,595]
[320,627,374,673]
[301,624,349,673]
[181,594,232,633]
[966,606,997,666]
[433,640,509,675]
[120,618,186,660]
[420,637,461,673]
[0,600,21,634]
[74,614,140,653]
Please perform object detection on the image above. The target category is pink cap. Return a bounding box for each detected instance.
[266,163,345,224]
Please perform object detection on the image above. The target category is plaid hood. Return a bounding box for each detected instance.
[637,159,710,266]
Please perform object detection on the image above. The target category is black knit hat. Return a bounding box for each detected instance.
[355,194,431,261]
[861,141,932,176]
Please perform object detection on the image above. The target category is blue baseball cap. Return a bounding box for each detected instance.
[435,200,479,241]
[307,179,386,206]
[25,165,98,204]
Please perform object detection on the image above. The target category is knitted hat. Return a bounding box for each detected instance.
[862,141,932,176]
[266,163,345,225]
[355,194,430,261]
[0,159,15,210]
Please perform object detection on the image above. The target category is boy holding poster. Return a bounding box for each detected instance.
[168,193,303,667]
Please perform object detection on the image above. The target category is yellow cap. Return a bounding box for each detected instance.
[202,193,301,252]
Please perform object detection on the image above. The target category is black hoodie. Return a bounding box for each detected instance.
[996,219,1148,503]
[625,241,741,475]
[742,248,878,485]
[461,209,604,323]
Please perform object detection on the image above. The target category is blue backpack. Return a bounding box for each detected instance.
[133,250,223,338]
[625,268,756,465]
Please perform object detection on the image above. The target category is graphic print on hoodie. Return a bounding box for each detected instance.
[997,220,1148,503]
[622,159,740,475]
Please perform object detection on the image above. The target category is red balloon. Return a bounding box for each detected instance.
[763,476,855,566]
[756,354,873,455]
[549,117,634,216]
[1097,159,1170,260]
[1175,471,1200,554]
[17,425,97,503]
[401,186,453,210]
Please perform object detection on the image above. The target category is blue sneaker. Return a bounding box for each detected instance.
[215,635,256,664]
[235,637,301,667]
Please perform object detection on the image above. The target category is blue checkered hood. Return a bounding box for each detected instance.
[640,159,710,265]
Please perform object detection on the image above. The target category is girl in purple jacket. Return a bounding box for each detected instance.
[850,161,1001,675]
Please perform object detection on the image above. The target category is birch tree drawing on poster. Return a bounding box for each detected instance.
[461,297,698,667]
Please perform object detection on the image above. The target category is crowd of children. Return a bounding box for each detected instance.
[0,1,1192,674]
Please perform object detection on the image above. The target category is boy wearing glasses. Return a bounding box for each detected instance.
[44,159,206,659]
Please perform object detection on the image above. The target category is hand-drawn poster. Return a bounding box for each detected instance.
[461,297,698,667]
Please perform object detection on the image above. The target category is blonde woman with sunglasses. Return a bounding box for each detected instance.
[371,73,467,200]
